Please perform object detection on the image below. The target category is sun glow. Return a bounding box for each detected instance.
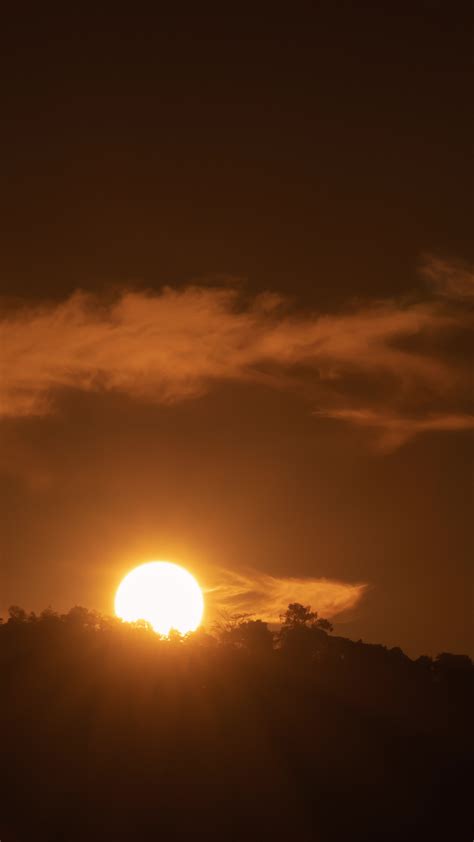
[115,561,204,636]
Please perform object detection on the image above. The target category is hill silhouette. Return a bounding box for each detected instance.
[0,604,472,842]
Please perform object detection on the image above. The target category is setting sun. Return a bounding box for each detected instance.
[115,561,204,636]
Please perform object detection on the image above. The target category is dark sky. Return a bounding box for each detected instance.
[1,4,473,656]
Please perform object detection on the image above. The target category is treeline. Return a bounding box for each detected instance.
[0,604,472,842]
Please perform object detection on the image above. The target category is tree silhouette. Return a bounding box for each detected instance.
[7,605,28,623]
[278,602,334,661]
[221,618,274,654]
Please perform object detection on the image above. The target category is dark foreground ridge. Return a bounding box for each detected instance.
[1,604,472,842]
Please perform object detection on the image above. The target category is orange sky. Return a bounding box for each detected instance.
[1,5,472,657]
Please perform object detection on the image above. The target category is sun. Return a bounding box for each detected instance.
[115,561,204,636]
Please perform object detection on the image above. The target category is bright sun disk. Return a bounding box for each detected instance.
[115,561,204,636]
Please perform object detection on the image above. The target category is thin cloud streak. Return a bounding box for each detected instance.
[1,255,472,446]
[204,568,367,624]
[320,409,474,451]
[421,253,474,301]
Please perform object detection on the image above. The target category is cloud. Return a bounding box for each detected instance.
[421,253,474,301]
[1,255,472,446]
[319,409,474,451]
[204,568,367,624]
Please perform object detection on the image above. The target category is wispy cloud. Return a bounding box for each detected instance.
[420,253,474,301]
[204,568,367,624]
[1,255,472,447]
[319,409,474,451]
